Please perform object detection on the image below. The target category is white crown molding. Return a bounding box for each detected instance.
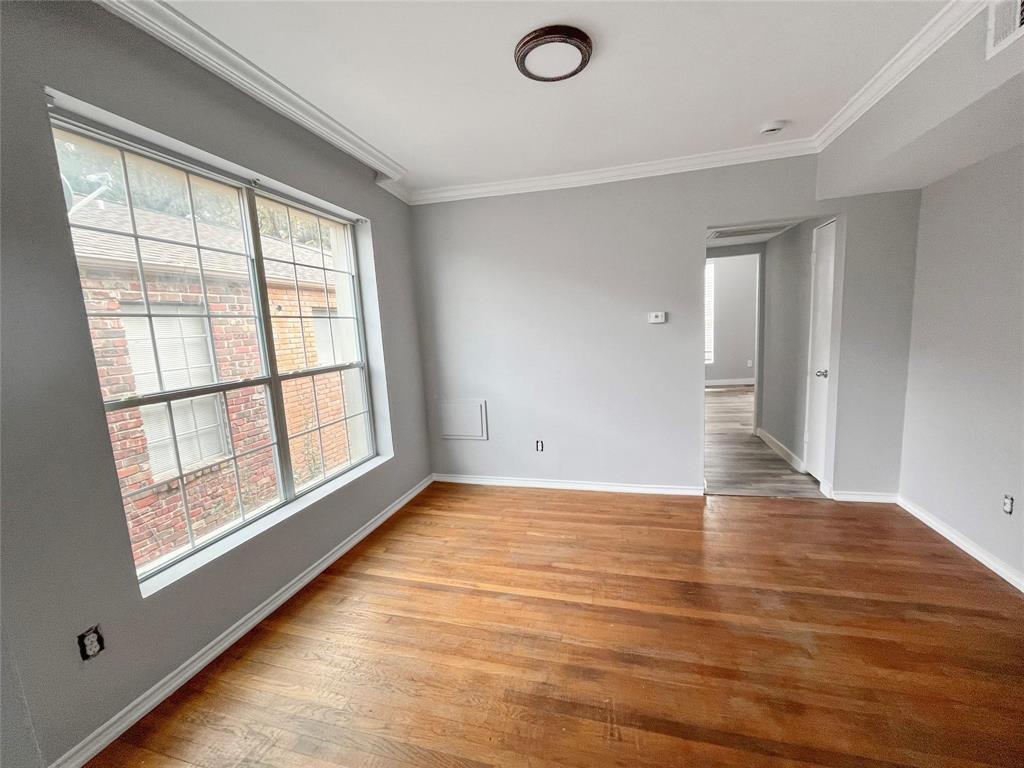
[812,0,986,150]
[95,0,410,201]
[407,138,819,205]
[100,0,985,207]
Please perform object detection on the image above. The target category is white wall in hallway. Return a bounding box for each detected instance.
[705,252,759,383]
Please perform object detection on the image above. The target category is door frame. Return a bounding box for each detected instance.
[802,218,838,486]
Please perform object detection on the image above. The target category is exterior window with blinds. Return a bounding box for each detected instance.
[704,261,715,364]
[52,124,376,578]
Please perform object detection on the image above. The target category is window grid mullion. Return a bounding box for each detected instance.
[222,390,247,522]
[182,173,224,385]
[245,187,296,502]
[116,147,169,394]
[161,400,197,550]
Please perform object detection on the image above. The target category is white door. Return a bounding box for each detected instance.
[803,220,836,481]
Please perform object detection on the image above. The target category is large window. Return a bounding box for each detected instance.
[52,124,375,577]
[704,261,715,364]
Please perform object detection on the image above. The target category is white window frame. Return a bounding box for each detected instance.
[51,114,378,582]
[704,261,715,365]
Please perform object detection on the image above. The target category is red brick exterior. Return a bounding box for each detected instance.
[81,251,352,570]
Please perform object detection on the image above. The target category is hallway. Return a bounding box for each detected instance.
[704,386,823,498]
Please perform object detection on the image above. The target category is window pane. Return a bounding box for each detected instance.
[107,404,179,493]
[185,460,241,541]
[139,241,205,313]
[331,318,361,365]
[293,244,322,268]
[89,316,160,401]
[326,271,355,317]
[320,218,352,272]
[264,260,299,315]
[289,431,324,490]
[255,197,292,261]
[211,317,263,382]
[304,317,334,369]
[320,421,350,476]
[124,480,190,572]
[313,372,344,424]
[270,317,306,373]
[237,448,280,516]
[289,207,320,250]
[342,368,367,415]
[71,229,146,314]
[296,266,327,315]
[125,154,195,244]
[282,377,317,436]
[190,175,245,252]
[171,394,231,472]
[153,315,215,390]
[52,128,132,233]
[202,251,255,315]
[226,386,274,454]
[346,412,372,463]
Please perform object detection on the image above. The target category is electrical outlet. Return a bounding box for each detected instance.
[535,440,544,452]
[77,625,105,661]
[1003,495,1014,515]
[746,359,753,367]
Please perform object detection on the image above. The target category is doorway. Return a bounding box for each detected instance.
[703,217,837,498]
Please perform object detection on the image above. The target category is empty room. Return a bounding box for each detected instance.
[2,2,1023,767]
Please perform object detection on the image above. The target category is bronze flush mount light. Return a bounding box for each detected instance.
[515,25,593,82]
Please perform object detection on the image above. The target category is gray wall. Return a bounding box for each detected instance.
[1,627,44,768]
[413,156,920,492]
[705,251,758,382]
[899,145,1024,576]
[817,12,1024,199]
[0,3,429,764]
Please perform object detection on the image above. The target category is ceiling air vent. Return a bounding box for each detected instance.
[987,0,1024,59]
[707,225,788,241]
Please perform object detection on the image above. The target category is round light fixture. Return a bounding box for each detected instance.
[515,25,592,82]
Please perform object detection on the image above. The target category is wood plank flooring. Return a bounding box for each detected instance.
[89,483,1024,768]
[705,386,823,498]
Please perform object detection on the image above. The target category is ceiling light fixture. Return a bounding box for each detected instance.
[515,25,592,82]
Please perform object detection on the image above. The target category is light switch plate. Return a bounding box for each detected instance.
[647,311,667,324]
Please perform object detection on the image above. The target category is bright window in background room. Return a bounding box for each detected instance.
[704,261,715,364]
[52,124,376,578]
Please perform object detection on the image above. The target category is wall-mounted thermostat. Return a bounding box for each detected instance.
[647,311,667,324]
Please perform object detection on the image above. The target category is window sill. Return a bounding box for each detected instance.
[139,453,392,597]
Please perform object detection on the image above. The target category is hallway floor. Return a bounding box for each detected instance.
[705,385,823,498]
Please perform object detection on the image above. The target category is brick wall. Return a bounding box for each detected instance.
[82,248,350,569]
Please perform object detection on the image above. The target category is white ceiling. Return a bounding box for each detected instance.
[164,1,944,198]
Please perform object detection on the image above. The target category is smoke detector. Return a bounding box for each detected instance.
[759,120,790,136]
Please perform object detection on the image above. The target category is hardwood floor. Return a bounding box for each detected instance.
[90,483,1024,768]
[705,385,823,498]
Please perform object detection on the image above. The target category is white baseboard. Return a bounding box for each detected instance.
[896,495,1024,594]
[706,377,755,386]
[433,473,704,496]
[50,474,435,768]
[819,479,833,498]
[754,428,805,473]
[831,491,899,503]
